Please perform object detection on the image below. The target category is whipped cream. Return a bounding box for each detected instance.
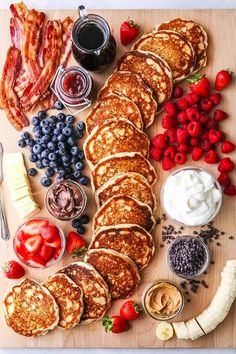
[162,169,222,226]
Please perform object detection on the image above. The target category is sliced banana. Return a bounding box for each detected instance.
[173,321,190,339]
[156,321,174,341]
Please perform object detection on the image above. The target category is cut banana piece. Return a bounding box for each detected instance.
[156,322,174,341]
[185,318,204,340]
[173,321,190,339]
[227,260,236,267]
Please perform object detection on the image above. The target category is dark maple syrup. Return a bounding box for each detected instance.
[77,23,105,50]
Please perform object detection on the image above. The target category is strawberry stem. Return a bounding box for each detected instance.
[72,246,87,258]
[102,315,113,332]
[187,73,205,83]
[134,303,141,313]
[226,68,234,76]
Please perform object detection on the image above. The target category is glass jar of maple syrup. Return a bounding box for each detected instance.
[72,5,116,71]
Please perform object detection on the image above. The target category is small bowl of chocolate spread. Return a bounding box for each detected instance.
[45,180,87,220]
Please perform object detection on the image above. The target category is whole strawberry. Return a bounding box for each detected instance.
[102,315,129,333]
[66,231,87,257]
[120,19,139,45]
[120,300,141,321]
[3,260,25,279]
[215,69,233,91]
[187,74,210,98]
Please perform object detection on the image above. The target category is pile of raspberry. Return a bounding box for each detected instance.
[150,84,236,196]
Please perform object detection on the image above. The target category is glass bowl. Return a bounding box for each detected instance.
[13,217,65,268]
[167,235,210,279]
[160,166,222,228]
[45,179,87,221]
[142,279,185,321]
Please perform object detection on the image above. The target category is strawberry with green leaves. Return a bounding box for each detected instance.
[66,231,87,257]
[102,315,129,333]
[120,300,141,320]
[215,69,233,91]
[3,260,25,279]
[187,74,210,98]
[120,19,140,45]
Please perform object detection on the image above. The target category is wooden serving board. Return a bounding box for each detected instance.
[0,8,235,349]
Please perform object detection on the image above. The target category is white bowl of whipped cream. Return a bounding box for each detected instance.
[161,166,222,227]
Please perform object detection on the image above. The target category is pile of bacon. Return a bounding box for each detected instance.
[0,2,74,130]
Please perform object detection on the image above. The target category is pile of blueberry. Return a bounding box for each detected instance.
[18,109,89,187]
[72,214,90,234]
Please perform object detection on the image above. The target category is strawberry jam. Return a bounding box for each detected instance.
[63,72,85,96]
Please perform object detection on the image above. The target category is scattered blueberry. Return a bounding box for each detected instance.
[75,161,84,171]
[57,113,66,122]
[21,131,30,140]
[66,115,74,124]
[38,110,46,119]
[41,176,52,187]
[41,149,50,158]
[49,161,57,169]
[28,168,37,177]
[54,100,64,110]
[41,134,50,143]
[73,171,81,180]
[76,121,85,131]
[32,116,40,126]
[79,176,89,186]
[62,127,72,136]
[26,138,35,147]
[79,214,90,224]
[71,146,79,156]
[57,134,66,142]
[77,225,85,234]
[72,218,81,228]
[29,153,38,162]
[67,136,76,146]
[57,175,65,182]
[47,142,56,151]
[58,142,66,149]
[78,150,85,160]
[36,160,43,169]
[18,139,26,148]
[42,158,49,167]
[45,167,54,177]
[33,144,43,154]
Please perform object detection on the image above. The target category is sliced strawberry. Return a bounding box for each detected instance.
[39,245,55,261]
[17,230,29,243]
[24,235,42,254]
[54,246,62,260]
[29,254,47,267]
[40,224,60,243]
[15,243,31,260]
[23,219,48,236]
[46,235,61,248]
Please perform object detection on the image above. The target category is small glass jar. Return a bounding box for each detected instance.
[45,180,87,221]
[142,280,185,321]
[167,235,210,279]
[160,166,222,228]
[72,6,116,71]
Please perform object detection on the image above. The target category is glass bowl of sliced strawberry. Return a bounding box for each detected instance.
[13,217,65,268]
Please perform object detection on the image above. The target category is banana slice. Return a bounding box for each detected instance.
[156,322,174,341]
[227,260,236,267]
[221,272,236,279]
[173,321,190,339]
[185,318,204,340]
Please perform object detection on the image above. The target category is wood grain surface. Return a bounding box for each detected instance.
[0,9,235,349]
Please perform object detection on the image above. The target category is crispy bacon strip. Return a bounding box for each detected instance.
[0,47,29,130]
[22,9,45,81]
[9,2,28,49]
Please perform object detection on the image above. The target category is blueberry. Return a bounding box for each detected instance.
[62,154,71,163]
[53,128,61,136]
[72,218,81,228]
[49,161,57,169]
[58,148,66,156]
[28,168,37,176]
[78,150,85,160]
[58,134,66,142]
[51,135,58,143]
[42,158,49,167]
[63,161,71,167]
[58,169,65,178]
[29,153,38,162]
[76,121,85,131]
[57,113,66,122]
[48,116,57,124]
[41,176,52,187]
[64,166,72,175]
[71,146,79,156]
[57,175,65,182]
[41,134,50,143]
[18,139,26,148]
[75,161,84,171]
[40,120,48,128]
[32,116,40,126]
[32,126,41,134]
[73,170,82,179]
[62,127,72,136]
[41,149,50,158]
[34,131,42,139]
[37,153,42,160]
[36,160,43,169]
[67,136,76,146]
[76,130,84,139]
[45,167,54,177]
[66,115,74,124]
[79,176,89,186]
[58,142,66,149]
[42,126,52,135]
[77,225,85,234]
[48,152,56,161]
[47,142,56,151]
[29,147,34,153]
[38,110,46,119]
[54,100,64,110]
[21,131,30,140]
[33,144,43,154]
[71,156,79,164]
[26,138,35,147]
[79,214,90,224]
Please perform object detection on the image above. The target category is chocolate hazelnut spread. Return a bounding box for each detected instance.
[46,180,87,220]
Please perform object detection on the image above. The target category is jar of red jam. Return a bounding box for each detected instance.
[51,65,93,114]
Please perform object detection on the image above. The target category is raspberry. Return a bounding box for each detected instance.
[164,145,177,159]
[217,172,231,187]
[187,121,202,137]
[192,147,203,161]
[177,143,189,153]
[177,111,188,124]
[201,132,209,141]
[224,184,236,196]
[199,113,210,126]
[164,128,177,144]
[175,152,187,165]
[185,92,200,106]
[201,98,213,112]
[208,129,225,144]
[200,140,214,152]
[162,157,175,170]
[177,128,189,143]
[164,101,177,116]
[186,107,200,122]
[214,109,228,122]
[151,134,167,149]
[162,115,178,129]
[203,150,220,164]
[221,140,235,154]
[173,86,183,98]
[210,93,221,105]
[176,97,189,111]
[218,157,235,173]
[190,137,200,146]
[207,119,219,131]
[150,147,163,161]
